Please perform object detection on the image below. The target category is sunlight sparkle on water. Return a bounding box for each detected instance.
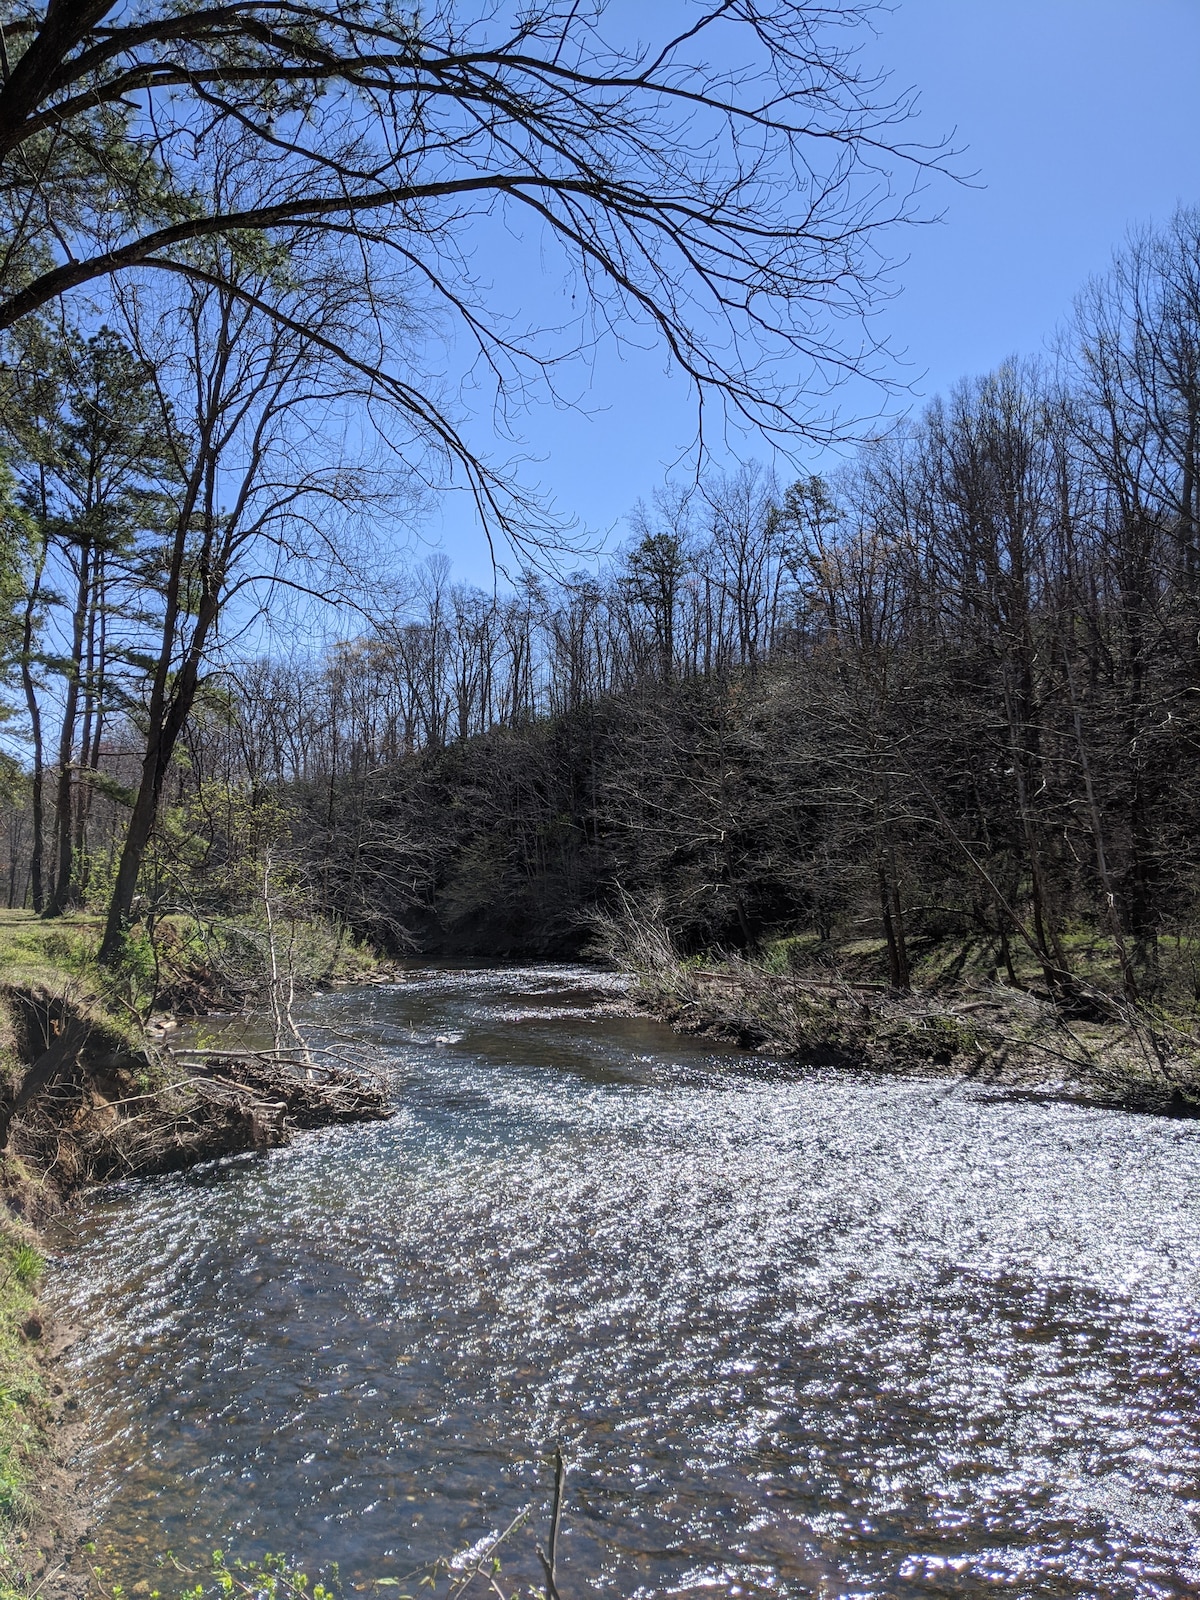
[51,967,1200,1599]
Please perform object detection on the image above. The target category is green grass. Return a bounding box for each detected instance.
[0,906,379,1026]
[0,911,104,993]
[0,1205,48,1538]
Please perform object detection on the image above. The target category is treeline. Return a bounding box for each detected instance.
[202,463,791,778]
[4,212,1200,1002]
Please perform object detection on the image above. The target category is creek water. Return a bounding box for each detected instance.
[49,965,1200,1598]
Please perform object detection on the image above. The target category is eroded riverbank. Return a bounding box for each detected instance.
[41,964,1200,1599]
[0,962,391,1594]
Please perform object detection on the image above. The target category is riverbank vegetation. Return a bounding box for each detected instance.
[0,1197,78,1600]
[0,907,388,1192]
[0,1224,47,1523]
[590,904,1200,1113]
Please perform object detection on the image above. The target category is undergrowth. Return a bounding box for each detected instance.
[0,909,377,1025]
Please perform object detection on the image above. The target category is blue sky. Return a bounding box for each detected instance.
[421,0,1200,586]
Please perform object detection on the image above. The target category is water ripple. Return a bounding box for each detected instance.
[49,965,1200,1598]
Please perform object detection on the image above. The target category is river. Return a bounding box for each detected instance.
[49,965,1200,1598]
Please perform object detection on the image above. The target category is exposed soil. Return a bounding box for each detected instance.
[2,984,392,1197]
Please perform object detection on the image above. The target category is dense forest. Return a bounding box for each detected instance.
[3,212,1198,1004]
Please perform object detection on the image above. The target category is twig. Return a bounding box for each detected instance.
[444,1507,533,1599]
[536,1446,567,1600]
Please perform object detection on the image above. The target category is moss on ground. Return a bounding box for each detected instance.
[0,915,107,1004]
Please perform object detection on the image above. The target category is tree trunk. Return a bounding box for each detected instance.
[98,594,217,962]
[877,856,909,991]
[46,544,90,916]
[18,572,46,914]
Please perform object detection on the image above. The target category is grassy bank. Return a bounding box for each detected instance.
[602,916,1200,1113]
[0,909,379,1023]
[0,1220,47,1521]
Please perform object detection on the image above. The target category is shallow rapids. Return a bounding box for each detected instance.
[50,966,1200,1597]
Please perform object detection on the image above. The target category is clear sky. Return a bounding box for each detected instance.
[421,0,1200,586]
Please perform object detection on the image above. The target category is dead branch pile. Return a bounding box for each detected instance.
[640,959,1200,1114]
[1,986,392,1195]
[14,1050,391,1189]
[181,1048,392,1130]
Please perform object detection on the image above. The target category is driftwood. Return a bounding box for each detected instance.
[1,986,393,1193]
[185,1051,391,1130]
[62,1049,393,1183]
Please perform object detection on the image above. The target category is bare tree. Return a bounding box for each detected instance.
[0,0,947,512]
[97,230,396,960]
